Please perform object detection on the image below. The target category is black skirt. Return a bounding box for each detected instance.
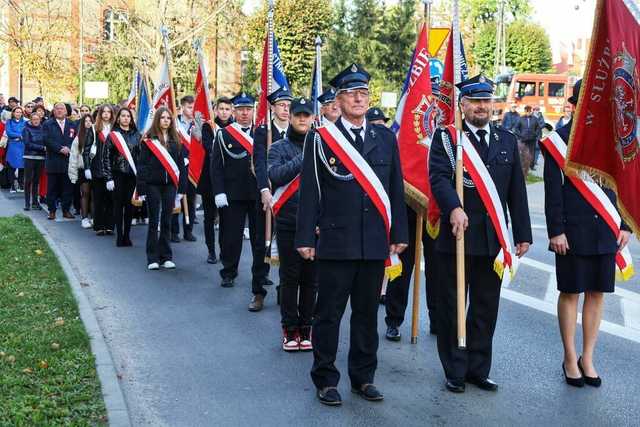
[555,253,616,294]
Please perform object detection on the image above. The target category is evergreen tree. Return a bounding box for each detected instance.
[324,0,354,80]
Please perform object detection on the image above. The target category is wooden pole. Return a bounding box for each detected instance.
[410,211,424,344]
[452,0,466,349]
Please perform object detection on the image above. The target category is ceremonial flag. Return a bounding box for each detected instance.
[144,53,175,133]
[256,33,290,126]
[137,74,152,133]
[438,28,469,127]
[566,0,640,234]
[189,49,212,186]
[395,23,435,211]
[125,69,140,110]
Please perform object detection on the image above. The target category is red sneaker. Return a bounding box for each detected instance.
[282,327,300,352]
[299,326,313,351]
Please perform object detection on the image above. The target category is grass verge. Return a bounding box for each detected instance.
[526,173,543,184]
[0,215,107,426]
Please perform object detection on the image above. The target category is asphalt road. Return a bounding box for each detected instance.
[2,183,640,426]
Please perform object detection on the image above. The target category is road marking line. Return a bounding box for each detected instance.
[520,256,555,273]
[621,300,640,330]
[531,223,547,230]
[502,288,640,343]
[544,274,558,304]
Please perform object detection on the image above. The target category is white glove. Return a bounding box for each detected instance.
[106,180,115,191]
[139,195,146,202]
[84,169,92,180]
[215,193,229,208]
[184,158,189,166]
[0,163,4,172]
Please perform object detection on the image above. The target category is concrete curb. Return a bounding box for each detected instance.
[0,192,131,427]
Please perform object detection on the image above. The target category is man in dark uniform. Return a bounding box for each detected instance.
[365,107,389,126]
[429,74,532,393]
[317,88,340,123]
[211,93,270,311]
[198,96,234,265]
[296,64,409,406]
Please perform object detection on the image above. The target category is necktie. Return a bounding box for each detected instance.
[58,120,65,134]
[242,127,250,133]
[475,129,489,161]
[351,127,364,152]
[280,130,285,139]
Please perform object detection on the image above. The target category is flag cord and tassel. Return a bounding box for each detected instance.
[264,0,275,263]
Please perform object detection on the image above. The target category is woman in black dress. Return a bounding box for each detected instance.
[543,80,632,388]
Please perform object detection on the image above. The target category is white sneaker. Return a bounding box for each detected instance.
[81,218,92,229]
[147,262,160,270]
[131,219,137,226]
[162,260,176,269]
[9,188,16,193]
[243,227,250,240]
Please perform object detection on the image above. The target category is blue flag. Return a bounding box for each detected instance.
[137,76,151,133]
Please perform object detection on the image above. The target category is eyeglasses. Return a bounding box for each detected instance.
[342,89,369,98]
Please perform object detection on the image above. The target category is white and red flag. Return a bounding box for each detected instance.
[125,70,140,110]
[188,49,212,186]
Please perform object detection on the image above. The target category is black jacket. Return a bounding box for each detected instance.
[22,122,46,158]
[513,114,542,142]
[253,121,287,191]
[268,128,305,232]
[429,122,532,255]
[136,136,187,196]
[542,120,629,255]
[104,127,141,180]
[43,118,77,174]
[295,119,409,260]
[83,127,110,179]
[210,125,257,201]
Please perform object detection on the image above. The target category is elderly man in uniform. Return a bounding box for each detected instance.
[211,93,270,311]
[296,64,408,406]
[317,88,341,123]
[429,74,532,393]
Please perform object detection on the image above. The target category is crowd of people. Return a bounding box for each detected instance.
[0,65,631,406]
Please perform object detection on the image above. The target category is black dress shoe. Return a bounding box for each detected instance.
[578,357,601,387]
[221,277,234,288]
[23,206,30,211]
[466,376,498,391]
[264,278,274,286]
[563,362,585,387]
[207,253,218,264]
[317,387,342,406]
[183,233,197,242]
[351,384,384,401]
[445,379,465,393]
[171,233,181,243]
[385,325,401,342]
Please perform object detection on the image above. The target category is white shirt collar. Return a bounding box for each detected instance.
[340,116,367,142]
[465,121,491,145]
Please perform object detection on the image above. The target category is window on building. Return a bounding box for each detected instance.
[103,8,128,42]
[517,81,536,98]
[549,83,565,97]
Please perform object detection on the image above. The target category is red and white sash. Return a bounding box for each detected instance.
[317,121,402,280]
[271,175,300,216]
[456,130,517,283]
[143,138,180,188]
[176,120,191,152]
[109,131,137,175]
[540,132,634,281]
[97,128,110,144]
[225,123,254,155]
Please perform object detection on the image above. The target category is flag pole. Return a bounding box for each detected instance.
[314,36,323,126]
[264,0,275,250]
[452,0,466,349]
[410,0,432,345]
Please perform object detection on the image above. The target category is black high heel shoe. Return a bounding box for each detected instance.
[578,357,602,388]
[562,362,585,387]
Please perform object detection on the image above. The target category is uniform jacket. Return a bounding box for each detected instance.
[136,136,187,196]
[253,120,287,191]
[267,127,305,232]
[542,120,629,256]
[198,118,231,195]
[295,119,408,260]
[104,127,141,180]
[429,122,532,256]
[43,118,77,174]
[210,124,257,201]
